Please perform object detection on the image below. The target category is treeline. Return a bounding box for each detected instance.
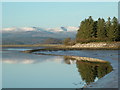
[76,16,120,43]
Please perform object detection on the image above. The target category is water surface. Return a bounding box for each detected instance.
[2,48,114,88]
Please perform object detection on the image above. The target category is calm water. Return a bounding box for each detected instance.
[2,47,115,88]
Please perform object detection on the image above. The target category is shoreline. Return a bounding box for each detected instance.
[22,47,120,53]
[84,69,118,88]
[34,53,109,63]
[84,58,118,88]
[22,49,118,88]
[2,44,119,88]
[1,42,120,50]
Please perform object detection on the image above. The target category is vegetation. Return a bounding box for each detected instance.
[63,56,113,85]
[63,37,76,45]
[3,16,120,47]
[43,38,62,44]
[76,16,120,43]
[76,61,112,85]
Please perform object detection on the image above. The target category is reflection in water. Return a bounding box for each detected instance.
[76,61,113,85]
[2,50,63,64]
[64,56,76,64]
[2,50,113,88]
[64,56,113,85]
[2,59,36,64]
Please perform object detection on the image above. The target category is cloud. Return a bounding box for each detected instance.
[2,27,35,32]
[2,26,78,33]
[2,56,63,64]
[46,26,79,32]
[46,27,64,32]
[20,27,35,31]
[3,59,36,64]
[66,26,79,32]
[2,27,16,31]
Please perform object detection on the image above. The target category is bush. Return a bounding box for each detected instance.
[63,38,76,46]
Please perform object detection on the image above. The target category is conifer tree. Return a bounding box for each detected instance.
[76,16,94,42]
[106,17,111,38]
[93,21,98,38]
[107,17,119,41]
[76,16,119,43]
[97,18,106,40]
[112,17,119,41]
[118,23,120,41]
[76,20,86,40]
[87,16,94,38]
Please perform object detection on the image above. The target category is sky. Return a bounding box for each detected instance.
[2,2,118,28]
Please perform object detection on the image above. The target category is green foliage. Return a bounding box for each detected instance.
[97,18,106,39]
[93,21,98,38]
[43,38,62,44]
[63,38,76,45]
[76,61,113,84]
[63,56,113,84]
[106,17,111,38]
[76,16,120,43]
[76,16,94,40]
[106,17,119,41]
[63,37,71,45]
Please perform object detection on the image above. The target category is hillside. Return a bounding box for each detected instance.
[2,26,78,45]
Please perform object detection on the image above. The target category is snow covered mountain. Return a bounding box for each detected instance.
[2,26,79,45]
[2,26,79,33]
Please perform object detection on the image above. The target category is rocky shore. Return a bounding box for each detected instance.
[71,42,120,49]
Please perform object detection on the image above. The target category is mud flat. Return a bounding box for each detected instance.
[22,46,119,88]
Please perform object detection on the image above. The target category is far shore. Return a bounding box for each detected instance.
[1,44,63,47]
[1,42,120,51]
[0,42,120,49]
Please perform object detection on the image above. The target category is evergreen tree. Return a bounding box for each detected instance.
[76,20,86,40]
[118,23,120,41]
[107,17,119,41]
[87,16,94,38]
[106,17,111,38]
[112,17,119,41]
[76,16,119,43]
[84,19,90,39]
[97,18,107,40]
[93,21,98,38]
[76,16,94,42]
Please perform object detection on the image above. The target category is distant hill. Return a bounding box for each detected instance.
[2,26,78,45]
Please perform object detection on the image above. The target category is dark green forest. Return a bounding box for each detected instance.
[76,16,120,43]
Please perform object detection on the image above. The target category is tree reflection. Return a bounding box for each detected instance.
[64,56,76,64]
[64,56,113,85]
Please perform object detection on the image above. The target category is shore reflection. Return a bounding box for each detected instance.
[64,56,113,84]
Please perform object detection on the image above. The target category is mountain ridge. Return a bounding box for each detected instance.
[2,26,79,45]
[2,26,79,33]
